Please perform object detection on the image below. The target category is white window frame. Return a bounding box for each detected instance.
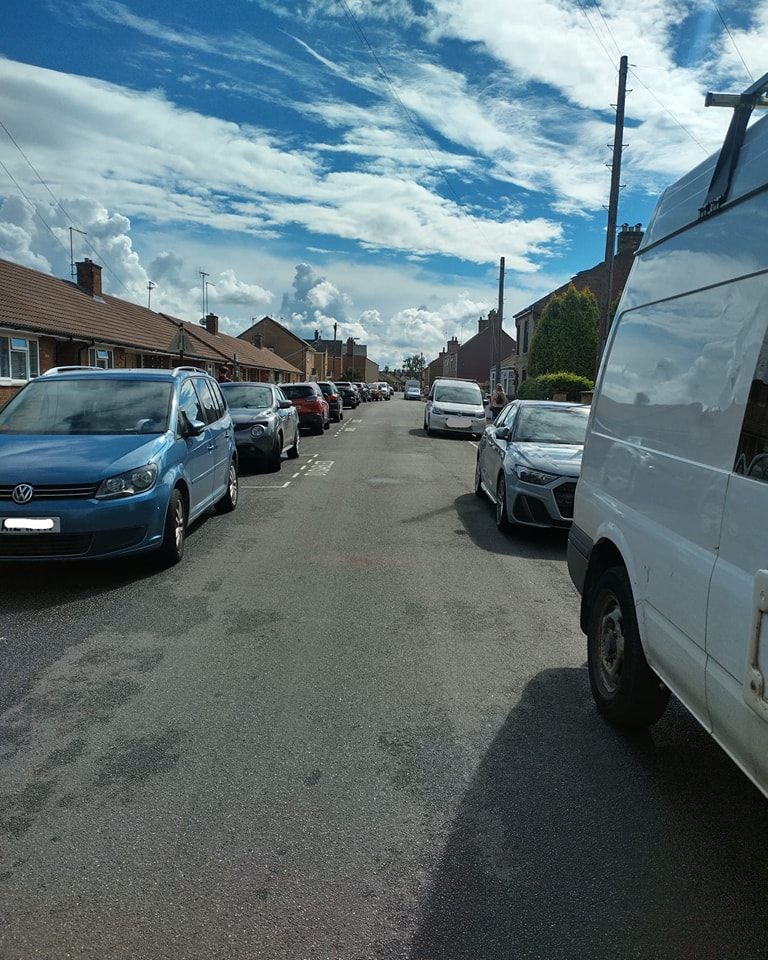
[0,333,40,381]
[88,347,114,369]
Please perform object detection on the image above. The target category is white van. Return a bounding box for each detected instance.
[424,378,486,437]
[568,73,768,798]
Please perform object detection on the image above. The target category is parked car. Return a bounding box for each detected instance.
[424,378,486,437]
[279,382,330,434]
[220,381,300,470]
[0,365,238,566]
[317,381,344,422]
[568,81,768,797]
[404,379,421,400]
[334,381,359,409]
[355,382,370,402]
[379,382,392,399]
[475,399,589,530]
[369,383,382,401]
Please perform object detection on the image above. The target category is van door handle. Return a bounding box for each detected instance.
[745,569,768,716]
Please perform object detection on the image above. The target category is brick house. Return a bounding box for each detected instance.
[0,257,302,404]
[237,316,326,380]
[426,316,515,387]
[512,222,644,387]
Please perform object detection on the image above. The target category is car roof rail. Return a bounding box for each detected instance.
[172,365,205,373]
[700,70,768,218]
[41,365,104,376]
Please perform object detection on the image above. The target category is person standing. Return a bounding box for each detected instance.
[490,383,508,420]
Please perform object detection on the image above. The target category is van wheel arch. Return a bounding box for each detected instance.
[586,564,670,727]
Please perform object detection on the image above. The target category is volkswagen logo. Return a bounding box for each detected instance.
[12,483,34,504]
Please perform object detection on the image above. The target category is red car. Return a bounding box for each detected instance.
[279,382,330,434]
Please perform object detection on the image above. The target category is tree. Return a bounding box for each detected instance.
[527,285,598,380]
[402,353,425,379]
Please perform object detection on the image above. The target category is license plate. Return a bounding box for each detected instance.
[446,417,471,428]
[1,517,61,534]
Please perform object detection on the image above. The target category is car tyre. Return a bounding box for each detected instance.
[158,488,186,566]
[495,475,511,530]
[215,458,239,513]
[474,457,484,497]
[587,566,670,727]
[287,431,301,459]
[424,414,432,436]
[313,420,324,435]
[267,435,282,472]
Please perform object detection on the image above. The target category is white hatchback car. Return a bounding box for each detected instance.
[424,378,486,438]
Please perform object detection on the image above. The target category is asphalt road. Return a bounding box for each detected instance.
[2,395,768,960]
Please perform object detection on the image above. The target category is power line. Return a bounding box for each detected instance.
[711,1,753,84]
[335,0,497,249]
[0,115,133,295]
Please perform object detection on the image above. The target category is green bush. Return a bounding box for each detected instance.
[517,372,594,401]
[527,285,598,380]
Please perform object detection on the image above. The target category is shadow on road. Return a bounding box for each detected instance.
[453,492,569,560]
[408,666,768,960]
[0,511,219,613]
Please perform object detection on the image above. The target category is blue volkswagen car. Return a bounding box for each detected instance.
[0,366,238,565]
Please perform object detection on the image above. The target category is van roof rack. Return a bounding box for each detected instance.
[699,71,768,218]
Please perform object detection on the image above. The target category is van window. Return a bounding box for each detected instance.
[596,276,768,470]
[434,382,482,405]
[734,322,768,479]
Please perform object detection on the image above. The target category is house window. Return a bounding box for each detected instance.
[0,335,40,380]
[88,347,114,368]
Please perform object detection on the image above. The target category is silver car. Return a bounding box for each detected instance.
[220,382,300,471]
[474,399,590,529]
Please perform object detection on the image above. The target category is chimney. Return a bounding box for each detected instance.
[76,259,103,298]
[447,337,459,354]
[617,222,644,256]
[203,313,219,336]
[478,313,490,333]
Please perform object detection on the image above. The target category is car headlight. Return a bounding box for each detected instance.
[515,464,557,485]
[96,463,159,499]
[431,405,445,416]
[250,424,267,438]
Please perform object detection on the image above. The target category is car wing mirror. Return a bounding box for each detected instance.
[495,426,510,440]
[278,399,293,409]
[184,417,207,437]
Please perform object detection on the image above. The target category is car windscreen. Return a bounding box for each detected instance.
[514,406,589,444]
[280,385,315,399]
[221,385,273,409]
[434,384,482,405]
[0,378,173,435]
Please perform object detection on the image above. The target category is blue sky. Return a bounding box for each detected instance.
[0,0,762,370]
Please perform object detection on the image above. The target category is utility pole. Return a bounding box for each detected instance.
[493,256,505,387]
[598,55,628,361]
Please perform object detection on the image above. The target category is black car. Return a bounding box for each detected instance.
[334,381,359,408]
[317,381,344,422]
[220,382,301,471]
